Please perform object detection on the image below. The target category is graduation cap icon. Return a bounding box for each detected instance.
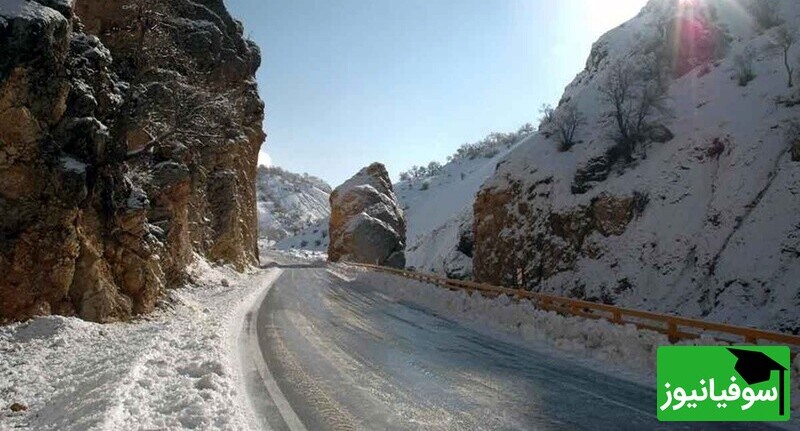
[727,348,788,416]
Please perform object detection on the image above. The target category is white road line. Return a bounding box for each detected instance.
[240,268,309,431]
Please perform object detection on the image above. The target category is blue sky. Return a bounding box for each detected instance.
[226,0,647,186]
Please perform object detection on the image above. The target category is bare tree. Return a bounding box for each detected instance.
[598,61,667,160]
[517,122,535,135]
[426,161,444,176]
[127,84,233,157]
[122,0,172,74]
[121,0,204,82]
[538,103,555,130]
[600,62,635,146]
[771,25,797,88]
[554,104,585,151]
[733,47,757,86]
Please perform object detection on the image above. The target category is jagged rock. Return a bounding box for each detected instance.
[328,163,406,268]
[647,124,674,143]
[474,182,636,288]
[572,155,611,194]
[792,138,800,162]
[9,402,27,412]
[456,219,474,258]
[570,126,672,198]
[0,0,264,323]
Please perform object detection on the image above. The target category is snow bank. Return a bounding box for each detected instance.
[0,257,267,430]
[276,248,328,262]
[335,266,800,416]
[339,268,667,375]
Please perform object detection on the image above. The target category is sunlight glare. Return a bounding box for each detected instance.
[258,149,272,167]
[584,0,648,34]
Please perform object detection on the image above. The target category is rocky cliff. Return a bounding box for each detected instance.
[0,0,264,322]
[473,0,800,331]
[328,163,406,268]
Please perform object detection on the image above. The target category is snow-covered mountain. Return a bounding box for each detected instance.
[473,0,800,331]
[256,166,331,243]
[275,218,330,251]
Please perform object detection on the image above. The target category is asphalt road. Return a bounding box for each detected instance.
[248,265,778,431]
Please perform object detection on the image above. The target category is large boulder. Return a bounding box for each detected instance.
[328,163,406,268]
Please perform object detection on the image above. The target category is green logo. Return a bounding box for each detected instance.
[657,346,790,422]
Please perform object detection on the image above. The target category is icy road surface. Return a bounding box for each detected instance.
[248,266,777,431]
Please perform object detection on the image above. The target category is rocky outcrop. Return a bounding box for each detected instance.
[328,163,406,268]
[572,155,612,194]
[0,0,264,323]
[474,175,641,291]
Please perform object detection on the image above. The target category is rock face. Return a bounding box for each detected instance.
[328,163,406,268]
[0,0,264,322]
[474,181,642,292]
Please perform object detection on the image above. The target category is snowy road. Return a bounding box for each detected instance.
[246,265,777,431]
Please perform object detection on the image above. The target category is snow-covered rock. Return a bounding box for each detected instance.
[328,163,406,268]
[256,165,331,242]
[473,0,800,331]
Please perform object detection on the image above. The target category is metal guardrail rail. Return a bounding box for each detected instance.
[350,263,800,359]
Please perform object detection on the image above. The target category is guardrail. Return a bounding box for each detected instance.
[350,263,800,359]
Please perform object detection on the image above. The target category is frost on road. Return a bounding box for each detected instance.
[251,266,771,431]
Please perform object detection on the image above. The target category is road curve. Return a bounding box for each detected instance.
[247,265,776,431]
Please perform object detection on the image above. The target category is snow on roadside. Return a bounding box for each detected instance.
[0,256,270,431]
[278,248,328,262]
[332,265,800,417]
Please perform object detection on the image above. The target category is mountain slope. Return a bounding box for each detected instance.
[474,0,800,331]
[256,166,331,242]
[396,137,527,278]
